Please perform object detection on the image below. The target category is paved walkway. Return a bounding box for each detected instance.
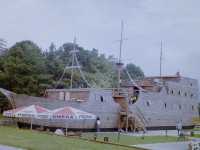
[133,141,190,150]
[124,130,191,137]
[124,130,178,137]
[125,130,193,150]
[0,145,23,150]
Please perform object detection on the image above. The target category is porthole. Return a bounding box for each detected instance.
[179,105,182,110]
[184,93,187,97]
[178,91,181,96]
[191,94,194,98]
[100,96,104,102]
[171,90,174,95]
[164,103,167,109]
[146,101,150,107]
[192,105,194,111]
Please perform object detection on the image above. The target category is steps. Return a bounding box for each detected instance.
[112,88,147,132]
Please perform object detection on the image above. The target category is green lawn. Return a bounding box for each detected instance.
[0,126,188,150]
[191,134,200,138]
[192,128,200,131]
[82,132,187,145]
[0,114,3,119]
[0,126,139,150]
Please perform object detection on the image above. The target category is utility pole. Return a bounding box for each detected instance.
[119,21,123,63]
[116,21,124,92]
[70,37,76,89]
[160,40,163,78]
[116,21,129,133]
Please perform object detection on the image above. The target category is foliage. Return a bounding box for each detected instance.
[0,89,11,113]
[0,41,50,96]
[0,40,145,95]
[123,63,144,80]
[44,43,144,89]
[190,134,200,138]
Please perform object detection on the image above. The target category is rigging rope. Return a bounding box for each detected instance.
[75,56,92,88]
[125,68,134,83]
[55,66,67,88]
[124,68,144,91]
[55,44,92,88]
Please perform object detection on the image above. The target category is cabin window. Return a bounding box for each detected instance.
[146,101,150,107]
[184,92,187,97]
[191,94,194,98]
[100,96,104,102]
[192,105,194,111]
[171,90,174,95]
[178,91,181,96]
[164,103,167,109]
[179,105,182,110]
[190,83,193,87]
[59,92,65,100]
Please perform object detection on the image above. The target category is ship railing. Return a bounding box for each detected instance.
[112,88,129,97]
[135,105,149,126]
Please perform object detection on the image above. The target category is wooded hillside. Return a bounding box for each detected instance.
[0,40,144,96]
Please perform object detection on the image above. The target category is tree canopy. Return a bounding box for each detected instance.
[0,40,145,96]
[0,41,49,95]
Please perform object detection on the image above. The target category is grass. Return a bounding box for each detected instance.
[0,126,188,150]
[0,126,140,150]
[192,128,200,131]
[82,132,187,145]
[190,134,200,138]
[0,114,4,119]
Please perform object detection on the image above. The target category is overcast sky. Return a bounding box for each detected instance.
[0,0,200,82]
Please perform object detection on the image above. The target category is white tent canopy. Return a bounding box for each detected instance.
[3,106,25,117]
[3,105,51,119]
[3,105,96,120]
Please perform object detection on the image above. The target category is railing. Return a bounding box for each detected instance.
[112,88,129,99]
[134,105,149,126]
[0,118,17,126]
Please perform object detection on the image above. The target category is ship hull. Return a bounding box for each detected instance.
[1,76,199,130]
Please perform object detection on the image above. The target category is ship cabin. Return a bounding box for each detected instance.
[45,88,90,102]
[121,72,199,104]
[45,73,199,104]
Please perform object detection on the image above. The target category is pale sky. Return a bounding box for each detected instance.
[0,0,200,82]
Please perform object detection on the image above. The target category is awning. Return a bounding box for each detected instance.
[3,105,51,119]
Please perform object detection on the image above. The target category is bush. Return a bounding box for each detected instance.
[191,131,194,137]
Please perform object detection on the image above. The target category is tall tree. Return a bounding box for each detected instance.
[0,40,145,92]
[0,41,50,95]
[122,63,145,81]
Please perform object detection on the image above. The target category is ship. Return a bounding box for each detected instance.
[0,22,199,131]
[0,72,199,131]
